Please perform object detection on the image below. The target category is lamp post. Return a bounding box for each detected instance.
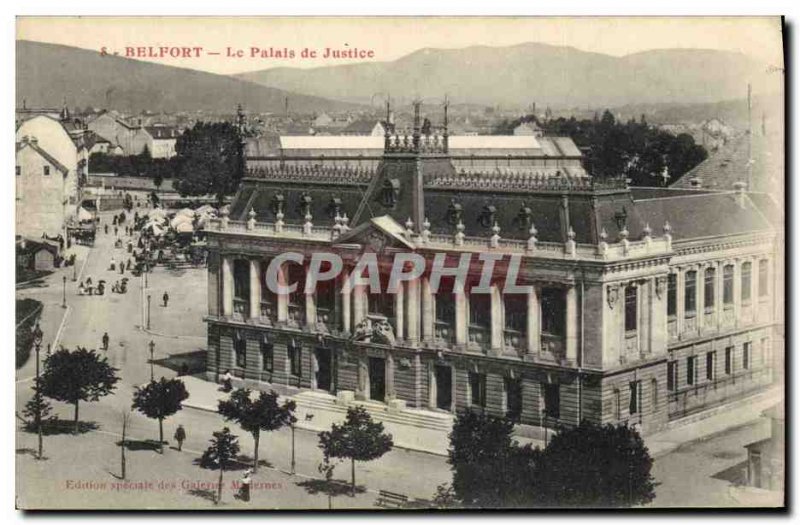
[147,294,152,330]
[72,262,77,282]
[290,415,298,475]
[148,340,155,382]
[32,323,44,460]
[61,275,67,308]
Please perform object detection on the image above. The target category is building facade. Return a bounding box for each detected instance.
[204,104,781,435]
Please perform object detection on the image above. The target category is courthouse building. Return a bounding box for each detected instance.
[204,103,781,434]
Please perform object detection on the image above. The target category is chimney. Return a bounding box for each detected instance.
[30,136,38,146]
[733,181,747,208]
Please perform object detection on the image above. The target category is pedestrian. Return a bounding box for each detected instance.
[238,469,253,502]
[114,226,118,236]
[163,291,169,308]
[127,259,132,270]
[221,369,232,392]
[113,216,117,226]
[102,332,109,351]
[174,424,186,452]
[104,224,108,235]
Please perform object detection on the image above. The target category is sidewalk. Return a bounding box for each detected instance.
[645,384,783,458]
[182,375,782,459]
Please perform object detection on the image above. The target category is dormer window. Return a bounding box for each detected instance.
[478,204,497,229]
[43,166,51,176]
[514,204,532,231]
[446,199,462,226]
[270,192,285,216]
[381,179,400,208]
[326,196,342,218]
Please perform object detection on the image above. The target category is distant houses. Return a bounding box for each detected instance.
[87,111,181,158]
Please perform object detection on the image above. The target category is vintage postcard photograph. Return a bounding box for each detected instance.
[13,16,785,510]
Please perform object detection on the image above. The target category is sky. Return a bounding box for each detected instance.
[16,16,784,75]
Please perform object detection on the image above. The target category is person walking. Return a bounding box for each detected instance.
[102,332,109,351]
[114,226,118,236]
[174,425,186,452]
[163,291,169,308]
[238,469,253,502]
[104,224,108,235]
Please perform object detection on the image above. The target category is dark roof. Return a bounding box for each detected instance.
[342,120,382,134]
[16,141,69,175]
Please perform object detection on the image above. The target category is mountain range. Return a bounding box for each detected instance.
[235,42,775,108]
[16,40,356,114]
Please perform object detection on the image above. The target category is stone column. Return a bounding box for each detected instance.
[221,255,233,317]
[650,276,667,356]
[277,263,289,323]
[421,276,434,342]
[751,257,759,324]
[639,280,650,355]
[455,288,468,346]
[352,282,366,327]
[490,284,503,355]
[676,268,685,335]
[732,259,741,326]
[406,278,420,344]
[305,286,317,330]
[715,261,724,329]
[526,285,540,356]
[394,280,404,342]
[696,265,705,330]
[249,259,261,321]
[566,285,578,362]
[341,271,351,334]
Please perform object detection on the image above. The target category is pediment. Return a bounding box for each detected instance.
[334,215,415,251]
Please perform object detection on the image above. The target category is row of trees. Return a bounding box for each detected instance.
[494,111,708,186]
[23,348,394,507]
[441,410,655,508]
[89,122,244,205]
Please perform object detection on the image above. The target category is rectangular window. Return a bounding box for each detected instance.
[625,285,638,332]
[43,165,50,176]
[704,268,716,309]
[687,356,696,385]
[233,259,250,300]
[667,361,677,391]
[725,346,733,375]
[469,293,491,330]
[234,336,247,369]
[743,342,751,369]
[260,342,273,372]
[651,379,658,409]
[685,270,697,315]
[15,166,20,176]
[469,372,487,408]
[723,265,734,305]
[706,351,715,381]
[543,383,560,419]
[505,377,522,422]
[503,294,527,334]
[289,343,302,377]
[541,287,566,337]
[667,273,677,317]
[758,260,769,297]
[629,381,640,415]
[741,262,752,303]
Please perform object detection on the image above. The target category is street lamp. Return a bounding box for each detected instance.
[61,275,67,308]
[147,294,152,330]
[148,340,155,382]
[32,323,44,460]
[290,415,298,475]
[72,263,77,282]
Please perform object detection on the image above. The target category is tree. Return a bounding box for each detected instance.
[39,348,120,433]
[217,388,296,472]
[202,427,241,505]
[132,377,190,453]
[447,410,539,507]
[535,421,655,508]
[318,406,393,496]
[172,121,243,204]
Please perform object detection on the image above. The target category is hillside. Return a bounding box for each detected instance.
[235,42,775,108]
[16,40,356,114]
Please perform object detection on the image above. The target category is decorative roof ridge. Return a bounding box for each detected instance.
[245,163,375,184]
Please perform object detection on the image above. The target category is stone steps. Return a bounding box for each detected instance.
[293,391,454,433]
